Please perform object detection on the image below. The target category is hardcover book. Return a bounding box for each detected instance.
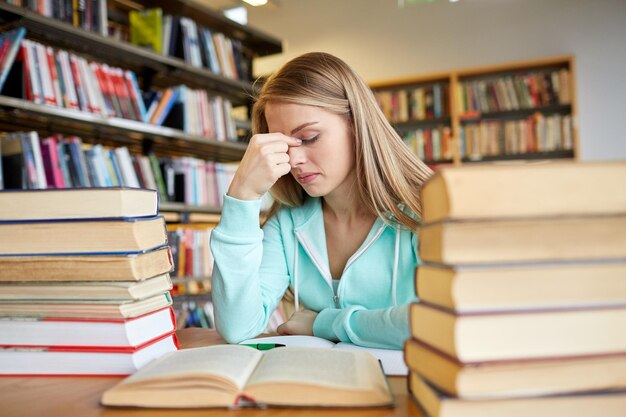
[0,187,159,221]
[0,245,172,282]
[408,371,626,417]
[101,345,393,408]
[0,216,167,256]
[0,272,172,300]
[0,306,176,348]
[410,302,626,363]
[404,338,626,400]
[415,261,626,312]
[0,332,178,376]
[421,162,626,223]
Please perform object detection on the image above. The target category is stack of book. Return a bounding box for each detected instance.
[0,187,178,376]
[406,162,626,416]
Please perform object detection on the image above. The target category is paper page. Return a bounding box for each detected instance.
[334,342,408,376]
[246,347,382,390]
[122,345,262,390]
[239,335,336,349]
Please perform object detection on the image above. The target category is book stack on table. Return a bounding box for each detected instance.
[406,162,626,417]
[0,187,178,376]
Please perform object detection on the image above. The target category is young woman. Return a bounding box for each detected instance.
[210,52,432,349]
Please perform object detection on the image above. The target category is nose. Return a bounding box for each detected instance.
[288,144,306,168]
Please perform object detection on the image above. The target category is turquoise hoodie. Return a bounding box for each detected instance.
[210,194,420,349]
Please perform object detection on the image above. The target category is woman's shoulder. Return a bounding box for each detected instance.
[265,196,322,227]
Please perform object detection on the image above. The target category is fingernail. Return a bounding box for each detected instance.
[294,138,302,144]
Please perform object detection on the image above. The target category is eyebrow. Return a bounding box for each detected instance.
[290,122,318,135]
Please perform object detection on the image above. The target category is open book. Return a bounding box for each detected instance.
[240,335,408,376]
[101,345,393,408]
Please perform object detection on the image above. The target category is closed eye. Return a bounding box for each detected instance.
[301,134,320,144]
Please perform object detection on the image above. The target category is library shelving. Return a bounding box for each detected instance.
[370,55,577,166]
[0,0,282,199]
[0,1,282,312]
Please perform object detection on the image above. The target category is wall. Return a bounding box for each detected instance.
[247,0,626,161]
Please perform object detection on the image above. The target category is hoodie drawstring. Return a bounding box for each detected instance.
[391,228,400,307]
[293,238,300,312]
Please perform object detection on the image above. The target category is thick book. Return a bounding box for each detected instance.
[415,261,626,312]
[0,216,167,256]
[404,338,626,400]
[409,302,626,363]
[0,272,172,301]
[0,245,172,282]
[419,215,626,264]
[0,306,175,348]
[0,332,178,376]
[0,292,172,319]
[101,345,393,408]
[408,371,626,417]
[420,161,626,223]
[239,335,408,376]
[0,188,159,221]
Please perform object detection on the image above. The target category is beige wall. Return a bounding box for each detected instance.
[247,0,626,161]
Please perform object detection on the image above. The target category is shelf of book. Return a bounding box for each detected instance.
[136,0,282,56]
[0,95,247,161]
[370,55,578,166]
[0,2,280,104]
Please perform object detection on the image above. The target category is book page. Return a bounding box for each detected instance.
[122,345,262,390]
[334,343,408,376]
[246,347,385,390]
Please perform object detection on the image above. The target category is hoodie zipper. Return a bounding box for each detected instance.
[295,224,387,307]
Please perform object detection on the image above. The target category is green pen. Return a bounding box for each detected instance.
[241,343,286,351]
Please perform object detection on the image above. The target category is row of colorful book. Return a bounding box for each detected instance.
[0,187,178,375]
[405,161,626,416]
[129,8,249,81]
[402,126,453,162]
[6,0,108,36]
[374,82,450,123]
[456,68,571,115]
[459,113,574,159]
[0,131,238,208]
[0,28,239,139]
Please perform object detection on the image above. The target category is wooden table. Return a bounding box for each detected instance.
[0,328,424,417]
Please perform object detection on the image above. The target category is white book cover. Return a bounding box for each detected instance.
[114,147,141,188]
[23,40,43,104]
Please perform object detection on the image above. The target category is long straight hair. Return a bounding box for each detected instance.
[253,52,433,231]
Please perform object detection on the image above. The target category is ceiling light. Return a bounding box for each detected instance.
[242,0,268,6]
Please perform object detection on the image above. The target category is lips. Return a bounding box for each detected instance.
[296,173,319,184]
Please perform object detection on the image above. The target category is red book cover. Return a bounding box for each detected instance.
[0,332,180,377]
[40,136,65,188]
[0,306,177,349]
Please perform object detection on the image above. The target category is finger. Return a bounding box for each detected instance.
[276,323,290,335]
[254,133,302,147]
[260,141,289,155]
[274,162,292,177]
[267,152,290,165]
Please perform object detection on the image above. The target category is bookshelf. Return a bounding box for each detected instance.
[0,1,282,309]
[370,55,578,166]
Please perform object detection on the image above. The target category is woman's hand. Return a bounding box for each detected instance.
[227,133,301,201]
[277,309,318,336]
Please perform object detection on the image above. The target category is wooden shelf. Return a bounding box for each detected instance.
[0,95,247,161]
[392,117,452,132]
[371,55,578,164]
[459,105,572,123]
[0,2,281,105]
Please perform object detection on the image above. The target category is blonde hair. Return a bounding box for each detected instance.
[253,52,433,231]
